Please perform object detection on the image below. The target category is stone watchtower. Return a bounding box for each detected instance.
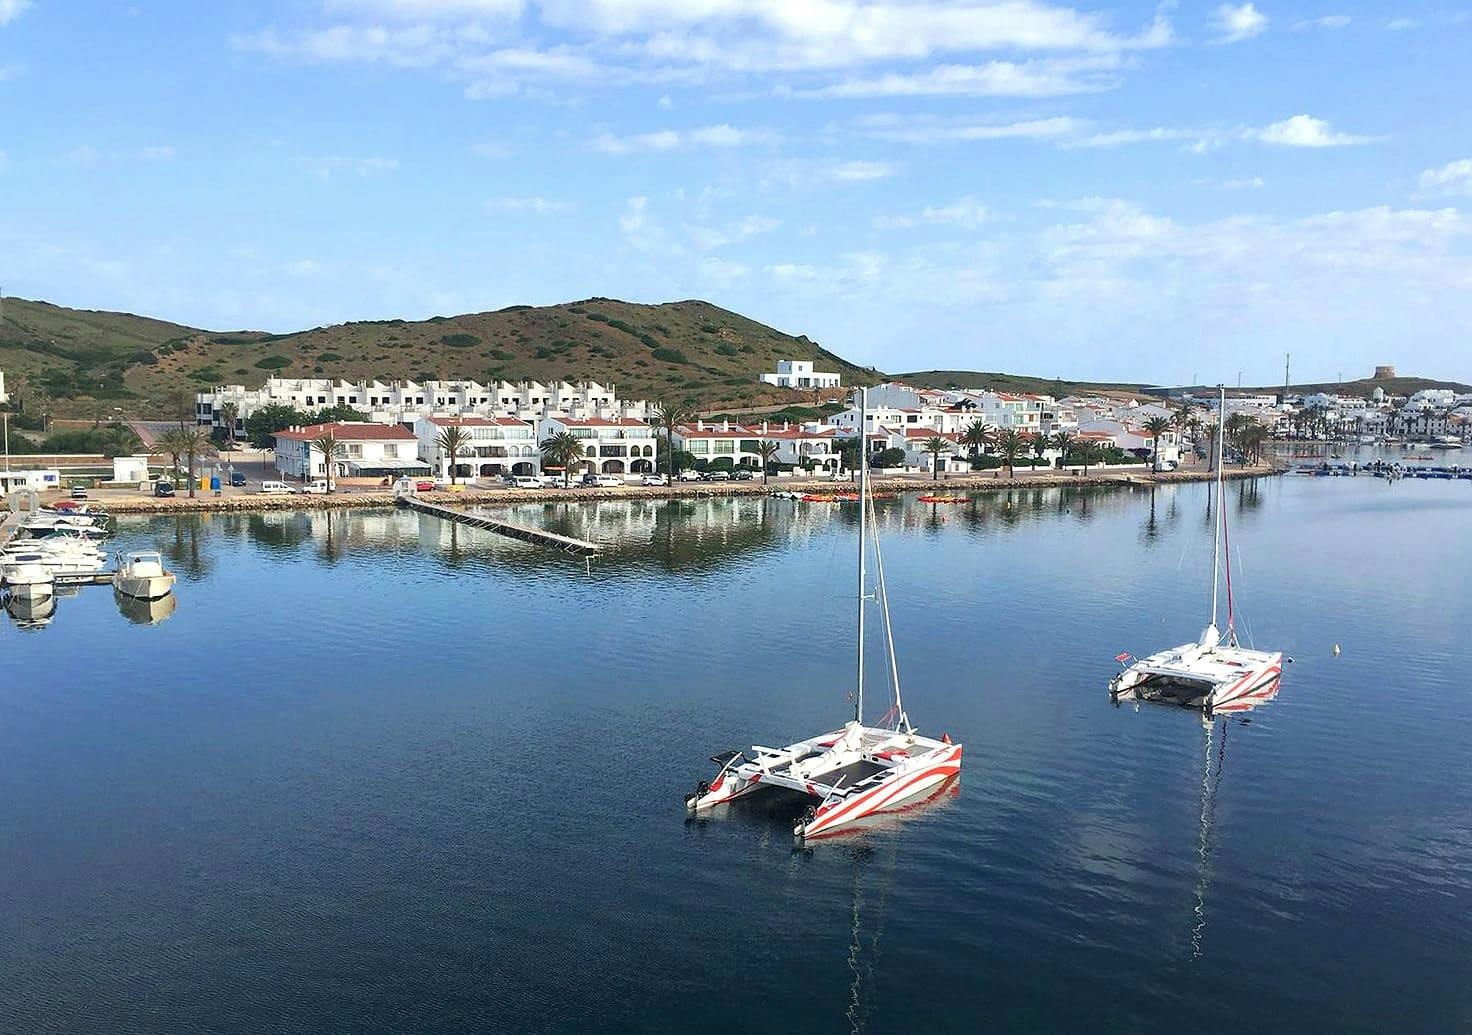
[1373,365,1396,381]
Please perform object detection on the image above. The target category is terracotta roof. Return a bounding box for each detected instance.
[274,421,415,442]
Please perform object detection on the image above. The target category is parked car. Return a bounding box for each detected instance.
[1157,459,1179,472]
[301,480,330,495]
[732,469,756,481]
[675,470,703,482]
[641,474,669,486]
[259,480,296,495]
[229,471,247,487]
[702,470,731,482]
[153,481,175,498]
[589,475,624,488]
[70,484,89,499]
[509,476,543,489]
[414,479,436,492]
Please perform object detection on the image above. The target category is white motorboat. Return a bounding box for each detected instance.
[112,551,176,601]
[1111,386,1283,711]
[1,546,106,578]
[16,521,109,542]
[3,560,56,602]
[686,387,963,841]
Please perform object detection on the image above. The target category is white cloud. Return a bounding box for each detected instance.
[237,1,1174,98]
[1293,14,1350,30]
[688,213,780,250]
[138,145,177,160]
[1258,114,1373,147]
[1222,176,1266,189]
[858,114,1082,144]
[1212,3,1268,42]
[304,155,400,178]
[800,56,1124,99]
[1073,126,1221,150]
[876,196,989,229]
[1417,159,1472,198]
[593,123,777,153]
[0,0,32,26]
[486,195,573,212]
[830,160,896,181]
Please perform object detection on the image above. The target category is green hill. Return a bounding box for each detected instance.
[0,295,871,417]
[895,369,1157,398]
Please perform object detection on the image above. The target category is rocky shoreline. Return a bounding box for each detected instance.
[97,464,1283,515]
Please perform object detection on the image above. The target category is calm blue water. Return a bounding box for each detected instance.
[3,477,1470,1033]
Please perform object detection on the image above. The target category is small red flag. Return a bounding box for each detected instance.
[1114,652,1133,663]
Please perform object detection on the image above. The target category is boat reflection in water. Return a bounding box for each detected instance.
[116,590,178,626]
[4,591,57,630]
[1119,675,1281,960]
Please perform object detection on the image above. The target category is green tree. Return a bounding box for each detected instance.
[309,430,340,493]
[1143,415,1173,471]
[150,428,187,483]
[995,428,1026,478]
[540,431,586,487]
[921,435,952,481]
[756,439,781,484]
[1077,439,1103,475]
[436,425,470,485]
[218,402,239,448]
[1052,431,1076,469]
[245,403,311,448]
[961,419,995,462]
[1031,431,1050,466]
[649,400,695,479]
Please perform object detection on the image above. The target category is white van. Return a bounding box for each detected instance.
[259,481,297,495]
[509,476,542,489]
[301,480,329,495]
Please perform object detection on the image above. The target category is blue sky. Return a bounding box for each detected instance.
[3,1,1471,385]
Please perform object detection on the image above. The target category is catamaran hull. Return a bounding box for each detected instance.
[1111,655,1282,712]
[797,745,963,840]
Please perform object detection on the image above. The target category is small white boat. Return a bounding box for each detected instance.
[4,561,56,602]
[17,522,109,542]
[1111,386,1283,712]
[112,551,176,601]
[1,547,106,578]
[687,388,963,841]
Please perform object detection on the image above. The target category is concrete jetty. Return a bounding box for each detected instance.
[395,495,602,555]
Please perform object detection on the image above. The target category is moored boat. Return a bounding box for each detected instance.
[112,551,176,601]
[686,387,963,841]
[3,560,56,602]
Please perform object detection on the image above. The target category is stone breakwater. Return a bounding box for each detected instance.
[99,465,1282,515]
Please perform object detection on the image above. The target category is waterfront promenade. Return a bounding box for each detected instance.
[89,462,1282,515]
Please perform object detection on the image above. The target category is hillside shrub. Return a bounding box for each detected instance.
[714,344,738,356]
[638,334,659,349]
[318,352,343,362]
[652,347,689,364]
[441,333,481,348]
[606,318,635,334]
[490,349,514,360]
[699,323,719,334]
[254,355,291,370]
[585,312,610,323]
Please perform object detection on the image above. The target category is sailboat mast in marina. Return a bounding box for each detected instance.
[685,387,963,840]
[1110,386,1283,711]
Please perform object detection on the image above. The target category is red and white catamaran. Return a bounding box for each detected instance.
[1111,386,1283,712]
[685,387,963,841]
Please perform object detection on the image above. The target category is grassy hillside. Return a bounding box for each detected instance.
[0,295,872,417]
[895,369,1158,399]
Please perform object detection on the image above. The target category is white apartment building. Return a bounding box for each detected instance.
[197,377,648,432]
[872,427,969,473]
[674,422,762,469]
[414,416,540,479]
[760,359,842,390]
[272,422,426,480]
[538,415,658,475]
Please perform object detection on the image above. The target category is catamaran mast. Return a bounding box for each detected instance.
[855,386,868,725]
[1210,385,1225,630]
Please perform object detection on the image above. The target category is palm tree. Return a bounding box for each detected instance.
[436,425,470,485]
[540,431,585,487]
[961,419,995,462]
[1052,431,1076,469]
[995,428,1026,478]
[309,430,340,493]
[150,428,187,484]
[756,439,781,484]
[650,399,694,480]
[921,435,951,481]
[1030,431,1050,467]
[218,402,239,449]
[1143,415,1173,471]
[1077,439,1103,475]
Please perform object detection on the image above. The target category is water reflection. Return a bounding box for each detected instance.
[5,592,56,629]
[116,591,177,626]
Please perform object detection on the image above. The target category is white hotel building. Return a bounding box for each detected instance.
[197,378,649,434]
[413,416,540,479]
[760,359,842,390]
[273,422,428,480]
[538,415,659,475]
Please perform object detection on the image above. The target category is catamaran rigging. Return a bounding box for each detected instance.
[685,386,961,840]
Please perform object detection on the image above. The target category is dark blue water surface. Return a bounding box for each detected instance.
[3,477,1470,1033]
